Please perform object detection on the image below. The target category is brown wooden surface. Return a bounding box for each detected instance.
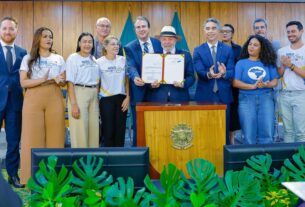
[137,102,227,111]
[136,103,226,178]
[0,1,304,58]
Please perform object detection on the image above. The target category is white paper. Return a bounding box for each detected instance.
[141,53,163,83]
[163,54,185,84]
[282,182,305,201]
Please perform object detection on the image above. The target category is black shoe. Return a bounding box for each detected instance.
[8,176,25,188]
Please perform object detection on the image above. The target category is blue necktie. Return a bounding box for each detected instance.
[143,42,149,53]
[5,46,13,72]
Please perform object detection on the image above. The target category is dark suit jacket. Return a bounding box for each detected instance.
[147,49,195,102]
[0,44,27,111]
[124,37,162,105]
[193,41,234,104]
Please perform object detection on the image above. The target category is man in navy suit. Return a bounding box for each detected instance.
[147,26,195,102]
[193,18,235,144]
[124,16,162,146]
[0,17,27,188]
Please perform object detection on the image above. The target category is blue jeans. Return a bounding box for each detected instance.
[278,90,305,142]
[238,92,274,144]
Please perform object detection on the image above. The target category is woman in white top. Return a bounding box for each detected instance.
[66,32,100,148]
[19,27,66,184]
[97,35,129,147]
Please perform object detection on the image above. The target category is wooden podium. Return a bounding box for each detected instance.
[136,102,226,178]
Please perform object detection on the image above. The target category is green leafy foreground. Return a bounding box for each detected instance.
[20,145,305,207]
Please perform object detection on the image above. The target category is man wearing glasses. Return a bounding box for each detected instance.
[94,17,122,58]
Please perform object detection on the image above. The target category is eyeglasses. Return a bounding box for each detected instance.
[221,30,232,33]
[254,26,266,30]
[97,24,111,28]
[108,43,120,46]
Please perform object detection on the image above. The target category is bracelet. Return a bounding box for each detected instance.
[290,64,295,71]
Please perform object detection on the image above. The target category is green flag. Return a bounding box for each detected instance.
[120,11,137,47]
[171,11,189,52]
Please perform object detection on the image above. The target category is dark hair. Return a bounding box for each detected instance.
[0,16,18,27]
[134,16,150,28]
[253,18,267,29]
[240,34,277,67]
[27,27,55,78]
[204,17,221,30]
[224,24,235,33]
[76,32,95,56]
[286,20,303,31]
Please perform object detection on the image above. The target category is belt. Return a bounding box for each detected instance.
[75,84,97,88]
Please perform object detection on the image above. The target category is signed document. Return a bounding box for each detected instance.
[141,53,184,84]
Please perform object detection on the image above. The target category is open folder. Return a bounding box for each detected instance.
[141,53,185,84]
[282,182,305,201]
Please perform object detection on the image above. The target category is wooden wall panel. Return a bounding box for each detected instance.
[33,1,63,55]
[0,1,305,58]
[21,2,33,52]
[210,2,238,44]
[266,3,291,47]
[180,2,200,54]
[63,1,82,59]
[236,3,257,45]
[199,2,210,44]
[142,2,179,37]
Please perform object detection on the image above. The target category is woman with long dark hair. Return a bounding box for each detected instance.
[66,32,100,148]
[233,34,278,144]
[97,35,129,147]
[19,27,66,184]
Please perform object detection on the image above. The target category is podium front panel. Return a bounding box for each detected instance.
[136,102,226,178]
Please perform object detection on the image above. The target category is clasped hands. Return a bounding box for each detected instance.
[43,69,65,84]
[208,62,226,79]
[251,77,269,89]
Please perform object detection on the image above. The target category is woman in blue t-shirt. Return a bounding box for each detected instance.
[233,35,278,144]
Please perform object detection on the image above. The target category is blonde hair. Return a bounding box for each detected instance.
[102,35,119,55]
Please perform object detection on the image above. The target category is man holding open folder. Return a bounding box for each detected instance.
[146,26,195,102]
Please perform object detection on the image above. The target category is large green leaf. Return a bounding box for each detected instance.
[71,155,113,200]
[283,145,305,181]
[244,154,282,193]
[218,170,262,207]
[183,158,219,203]
[27,156,75,206]
[144,163,185,207]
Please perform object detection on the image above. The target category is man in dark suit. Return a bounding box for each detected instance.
[193,17,235,144]
[124,16,162,146]
[0,16,27,188]
[147,26,195,102]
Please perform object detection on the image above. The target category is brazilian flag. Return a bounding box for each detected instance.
[171,11,189,52]
[120,11,137,47]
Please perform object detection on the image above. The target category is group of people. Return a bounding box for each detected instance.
[0,14,305,189]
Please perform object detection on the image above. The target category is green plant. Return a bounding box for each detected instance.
[282,145,305,181]
[27,156,77,207]
[264,189,298,207]
[190,192,217,207]
[71,155,113,202]
[144,163,188,207]
[217,170,262,207]
[183,158,219,204]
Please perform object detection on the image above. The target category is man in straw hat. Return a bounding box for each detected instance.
[147,26,195,102]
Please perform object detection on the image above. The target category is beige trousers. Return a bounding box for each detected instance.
[20,84,65,184]
[68,86,99,148]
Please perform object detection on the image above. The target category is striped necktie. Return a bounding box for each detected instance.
[143,42,149,53]
[211,45,218,93]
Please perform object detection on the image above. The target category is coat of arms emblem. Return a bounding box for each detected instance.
[170,124,193,149]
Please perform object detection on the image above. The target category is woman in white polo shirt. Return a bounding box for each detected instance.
[97,35,129,147]
[66,32,100,148]
[19,27,66,184]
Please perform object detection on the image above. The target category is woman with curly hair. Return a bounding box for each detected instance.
[19,27,66,184]
[233,34,278,144]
